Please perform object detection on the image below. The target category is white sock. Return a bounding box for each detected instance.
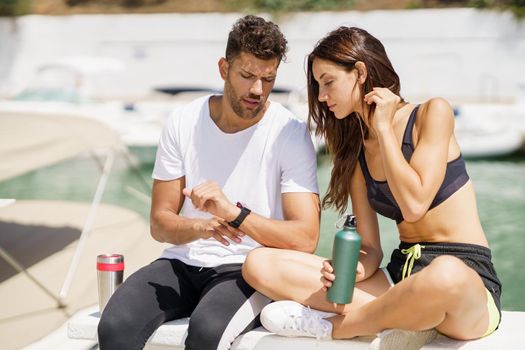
[320,318,334,340]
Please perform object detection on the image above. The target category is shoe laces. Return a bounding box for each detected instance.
[283,306,330,341]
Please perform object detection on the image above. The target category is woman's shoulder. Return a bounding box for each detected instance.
[415,97,455,130]
[406,98,456,147]
[418,97,454,119]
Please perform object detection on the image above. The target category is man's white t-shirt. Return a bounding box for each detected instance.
[152,95,318,267]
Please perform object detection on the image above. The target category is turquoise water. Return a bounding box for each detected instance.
[1,153,524,310]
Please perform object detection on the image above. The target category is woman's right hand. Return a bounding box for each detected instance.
[322,260,367,291]
[321,260,336,292]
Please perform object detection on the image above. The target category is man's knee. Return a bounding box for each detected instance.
[98,303,159,350]
[185,314,227,350]
[97,309,134,349]
[185,307,258,350]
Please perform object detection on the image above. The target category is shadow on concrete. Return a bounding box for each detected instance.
[0,221,80,282]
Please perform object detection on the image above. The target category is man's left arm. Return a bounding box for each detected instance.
[184,186,320,254]
[238,121,320,252]
[234,192,321,253]
[183,122,320,253]
[184,182,320,253]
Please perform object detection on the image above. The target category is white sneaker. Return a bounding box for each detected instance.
[261,300,335,340]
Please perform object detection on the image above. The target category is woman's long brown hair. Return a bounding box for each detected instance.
[307,27,403,214]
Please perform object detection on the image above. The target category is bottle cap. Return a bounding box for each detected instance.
[336,213,356,229]
[345,214,356,228]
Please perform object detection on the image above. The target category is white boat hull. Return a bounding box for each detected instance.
[455,103,525,158]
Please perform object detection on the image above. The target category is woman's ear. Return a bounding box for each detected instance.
[354,61,367,84]
[218,58,229,80]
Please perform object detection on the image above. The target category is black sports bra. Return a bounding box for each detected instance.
[358,105,469,224]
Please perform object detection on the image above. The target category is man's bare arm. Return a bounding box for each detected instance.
[238,192,321,253]
[150,178,243,245]
[183,180,321,253]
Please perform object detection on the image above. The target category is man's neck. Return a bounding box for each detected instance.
[209,95,269,133]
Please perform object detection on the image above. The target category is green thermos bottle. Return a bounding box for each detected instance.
[327,214,361,304]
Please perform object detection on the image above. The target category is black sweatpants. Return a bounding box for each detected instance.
[97,258,270,350]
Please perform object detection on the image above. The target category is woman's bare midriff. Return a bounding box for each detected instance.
[397,181,489,247]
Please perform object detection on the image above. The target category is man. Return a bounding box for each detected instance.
[98,15,320,350]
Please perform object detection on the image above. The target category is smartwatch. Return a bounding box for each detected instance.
[228,202,251,228]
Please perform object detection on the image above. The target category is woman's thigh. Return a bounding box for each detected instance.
[423,256,491,339]
[376,255,490,339]
[243,248,391,314]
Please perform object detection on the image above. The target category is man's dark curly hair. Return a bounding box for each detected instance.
[225,15,287,63]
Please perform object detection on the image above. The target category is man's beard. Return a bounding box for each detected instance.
[224,80,264,120]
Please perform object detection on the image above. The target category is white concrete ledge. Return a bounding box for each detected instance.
[68,305,522,349]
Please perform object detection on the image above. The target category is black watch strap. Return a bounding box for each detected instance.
[228,202,251,228]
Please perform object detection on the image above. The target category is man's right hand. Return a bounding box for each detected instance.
[200,217,245,246]
[151,178,245,246]
[182,181,240,222]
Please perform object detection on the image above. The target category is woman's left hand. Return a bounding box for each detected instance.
[364,87,401,132]
[355,262,366,282]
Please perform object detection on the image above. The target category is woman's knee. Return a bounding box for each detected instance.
[416,255,474,296]
[242,247,278,289]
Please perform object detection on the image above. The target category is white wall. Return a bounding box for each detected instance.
[1,9,524,103]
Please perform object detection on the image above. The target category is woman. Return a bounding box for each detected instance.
[241,26,501,345]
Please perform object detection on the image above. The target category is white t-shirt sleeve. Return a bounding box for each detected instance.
[279,122,319,194]
[152,108,185,180]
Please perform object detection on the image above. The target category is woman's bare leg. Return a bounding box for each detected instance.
[242,247,391,314]
[329,255,490,340]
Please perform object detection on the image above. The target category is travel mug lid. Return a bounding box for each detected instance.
[97,254,124,271]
